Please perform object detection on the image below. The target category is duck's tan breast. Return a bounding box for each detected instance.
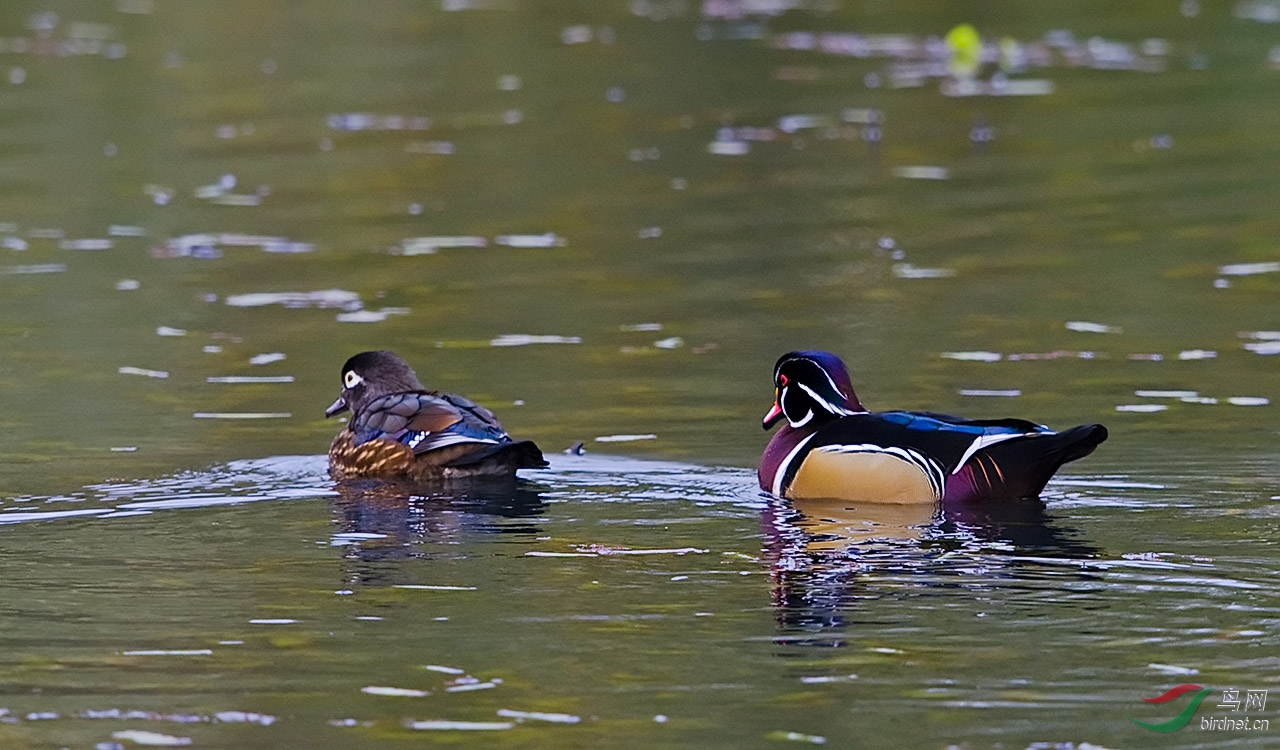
[786,448,938,504]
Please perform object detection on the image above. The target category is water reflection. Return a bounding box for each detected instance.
[330,478,549,587]
[762,494,1099,644]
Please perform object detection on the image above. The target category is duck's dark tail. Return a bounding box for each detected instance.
[948,424,1108,501]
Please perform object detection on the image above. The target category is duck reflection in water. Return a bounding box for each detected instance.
[761,493,1100,644]
[330,477,547,588]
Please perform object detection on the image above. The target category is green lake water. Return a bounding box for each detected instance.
[0,1,1278,747]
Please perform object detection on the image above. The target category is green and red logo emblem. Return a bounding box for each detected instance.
[1129,684,1214,732]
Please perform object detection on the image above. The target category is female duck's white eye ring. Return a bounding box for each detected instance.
[343,371,363,388]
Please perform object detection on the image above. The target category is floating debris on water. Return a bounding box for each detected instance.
[1238,0,1280,23]
[119,366,168,378]
[1116,404,1169,413]
[111,730,191,746]
[2,263,66,274]
[1006,350,1099,361]
[213,711,276,725]
[406,720,514,731]
[336,308,410,323]
[891,165,949,180]
[393,584,478,591]
[708,138,750,155]
[1178,349,1216,360]
[110,446,138,452]
[156,326,186,337]
[328,113,431,131]
[574,544,707,556]
[766,730,826,744]
[561,24,594,44]
[524,551,598,557]
[192,412,292,419]
[496,709,581,724]
[958,389,1021,397]
[116,279,140,290]
[1147,663,1200,676]
[494,233,565,248]
[249,352,286,365]
[330,532,387,545]
[122,649,213,656]
[1228,396,1269,406]
[595,433,657,442]
[777,113,833,133]
[424,665,466,675]
[396,236,487,255]
[1218,261,1280,276]
[144,184,173,205]
[1128,353,1163,361]
[1135,390,1197,398]
[224,290,360,309]
[248,618,297,625]
[1245,341,1280,355]
[799,674,858,684]
[943,78,1055,97]
[405,140,457,154]
[60,238,112,250]
[893,263,955,279]
[362,686,429,697]
[158,233,312,258]
[490,334,581,346]
[1066,321,1121,334]
[621,323,663,332]
[445,681,499,693]
[109,225,147,237]
[206,376,295,384]
[654,336,683,349]
[1181,396,1218,405]
[942,351,1001,362]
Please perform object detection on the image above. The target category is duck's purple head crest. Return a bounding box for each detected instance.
[763,350,865,429]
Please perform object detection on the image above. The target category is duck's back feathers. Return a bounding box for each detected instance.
[330,390,547,481]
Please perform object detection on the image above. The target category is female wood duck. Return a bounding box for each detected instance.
[759,350,1107,503]
[325,351,548,481]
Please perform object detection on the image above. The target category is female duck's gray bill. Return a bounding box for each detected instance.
[324,395,349,418]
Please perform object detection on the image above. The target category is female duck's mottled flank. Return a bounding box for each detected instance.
[758,350,1107,504]
[325,350,547,481]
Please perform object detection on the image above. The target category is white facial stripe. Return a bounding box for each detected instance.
[788,409,814,428]
[796,382,857,416]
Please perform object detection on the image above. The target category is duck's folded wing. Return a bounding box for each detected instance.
[811,411,1051,476]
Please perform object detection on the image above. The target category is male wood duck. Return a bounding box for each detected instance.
[325,351,548,481]
[759,350,1107,503]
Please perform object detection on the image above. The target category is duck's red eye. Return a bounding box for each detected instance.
[779,374,789,385]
